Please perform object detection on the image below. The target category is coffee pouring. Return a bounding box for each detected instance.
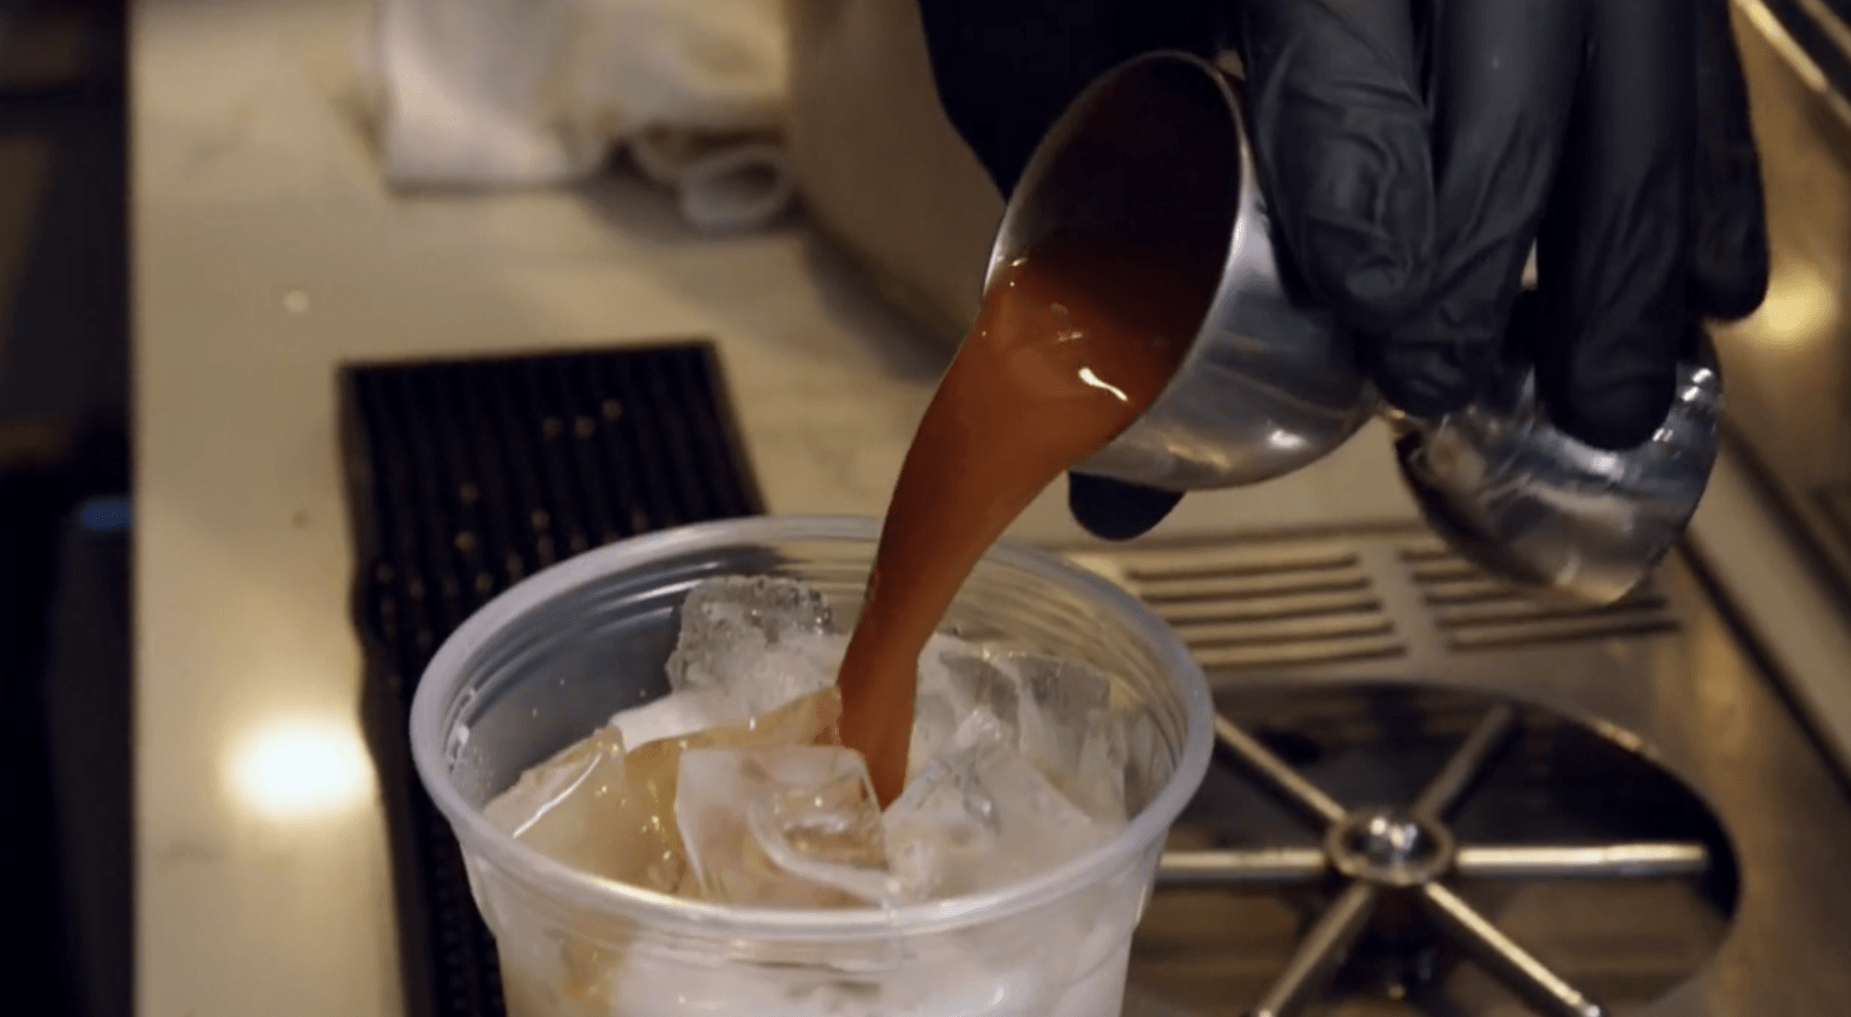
[991,50,1719,607]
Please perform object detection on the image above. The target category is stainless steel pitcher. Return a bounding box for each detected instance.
[988,51,1375,493]
[991,50,1720,606]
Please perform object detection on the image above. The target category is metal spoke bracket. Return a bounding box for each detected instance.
[1160,704,1707,1017]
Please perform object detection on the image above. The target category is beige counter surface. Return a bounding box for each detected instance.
[131,1,1419,1014]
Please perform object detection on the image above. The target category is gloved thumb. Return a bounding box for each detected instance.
[1068,473,1183,541]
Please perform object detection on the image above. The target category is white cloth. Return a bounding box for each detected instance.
[357,0,796,232]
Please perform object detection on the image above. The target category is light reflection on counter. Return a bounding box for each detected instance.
[229,716,375,822]
[1736,261,1839,350]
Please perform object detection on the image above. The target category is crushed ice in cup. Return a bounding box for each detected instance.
[486,574,1134,912]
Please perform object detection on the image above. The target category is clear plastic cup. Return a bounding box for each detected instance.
[410,515,1213,1017]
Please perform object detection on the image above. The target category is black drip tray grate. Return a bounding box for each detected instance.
[339,340,764,1017]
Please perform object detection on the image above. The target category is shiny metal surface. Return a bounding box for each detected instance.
[1157,843,1712,885]
[1679,0,1851,825]
[986,51,1373,492]
[1250,882,1380,1017]
[1211,713,1348,827]
[1448,843,1712,881]
[1708,0,1851,602]
[1418,882,1604,1017]
[1202,695,1618,1016]
[992,51,1720,606]
[1410,703,1517,819]
[1392,352,1723,607]
[1100,532,1851,1016]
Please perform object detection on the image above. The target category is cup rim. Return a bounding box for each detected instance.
[409,513,1215,940]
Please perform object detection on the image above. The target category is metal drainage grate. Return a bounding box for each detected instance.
[1162,705,1706,1017]
[1065,538,1407,671]
[1064,527,1686,673]
[339,340,764,1017]
[1146,683,1732,1017]
[1396,541,1680,652]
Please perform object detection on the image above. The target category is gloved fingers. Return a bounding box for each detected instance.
[1233,0,1434,330]
[1369,0,1583,419]
[917,0,1131,197]
[1068,473,1183,541]
[1690,0,1770,320]
[1532,0,1693,451]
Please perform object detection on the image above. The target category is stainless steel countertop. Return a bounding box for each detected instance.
[1680,1,1851,805]
[1713,0,1851,505]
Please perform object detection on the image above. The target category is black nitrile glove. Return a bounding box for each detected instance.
[918,0,1769,541]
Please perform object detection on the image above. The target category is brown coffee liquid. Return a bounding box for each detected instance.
[838,236,1219,805]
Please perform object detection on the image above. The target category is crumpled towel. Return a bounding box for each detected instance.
[355,0,797,233]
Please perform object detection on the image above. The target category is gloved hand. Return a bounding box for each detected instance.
[918,0,1769,541]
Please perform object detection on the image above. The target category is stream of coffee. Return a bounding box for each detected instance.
[838,236,1220,805]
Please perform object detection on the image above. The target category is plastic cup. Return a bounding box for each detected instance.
[410,515,1213,1017]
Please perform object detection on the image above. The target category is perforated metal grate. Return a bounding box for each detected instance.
[340,341,763,1017]
[1062,526,1679,674]
[1397,543,1680,652]
[1065,537,1408,671]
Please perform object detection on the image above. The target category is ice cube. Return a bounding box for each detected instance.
[883,752,1000,900]
[666,575,844,715]
[621,685,847,855]
[917,636,1020,724]
[482,687,845,898]
[608,687,742,750]
[1061,719,1130,824]
[1119,709,1168,815]
[883,742,1117,899]
[917,644,1131,824]
[907,685,958,781]
[677,745,896,907]
[908,636,1022,780]
[1002,654,1128,823]
[1009,655,1112,740]
[482,726,687,893]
